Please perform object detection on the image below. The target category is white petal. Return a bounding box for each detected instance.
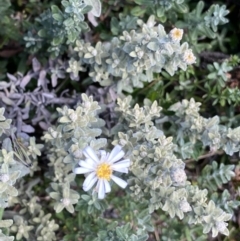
[78,159,84,165]
[83,146,99,163]
[108,147,125,163]
[103,179,111,193]
[107,145,122,162]
[98,179,105,199]
[111,159,130,169]
[96,179,100,189]
[99,150,107,158]
[111,175,128,189]
[113,168,128,173]
[79,160,95,170]
[83,177,97,191]
[109,150,125,163]
[83,172,97,191]
[79,158,95,167]
[74,167,92,174]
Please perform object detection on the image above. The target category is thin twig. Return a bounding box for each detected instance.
[185,150,224,163]
[154,225,160,241]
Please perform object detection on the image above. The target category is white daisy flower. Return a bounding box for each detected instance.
[183,49,196,65]
[74,145,130,199]
[170,28,183,42]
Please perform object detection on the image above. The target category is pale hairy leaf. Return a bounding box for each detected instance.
[84,0,101,17]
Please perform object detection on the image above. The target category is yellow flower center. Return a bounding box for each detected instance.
[96,163,112,180]
[174,30,182,38]
[186,54,194,61]
[171,29,183,40]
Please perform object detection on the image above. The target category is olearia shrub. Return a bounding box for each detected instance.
[1,0,240,240]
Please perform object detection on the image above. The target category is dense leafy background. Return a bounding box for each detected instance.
[1,0,240,240]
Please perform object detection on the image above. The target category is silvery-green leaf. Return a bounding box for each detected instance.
[0,220,13,228]
[7,185,18,196]
[84,0,101,17]
[63,18,74,27]
[1,96,14,106]
[50,192,61,200]
[54,203,64,213]
[0,81,10,89]
[52,13,63,22]
[84,53,94,58]
[66,204,74,213]
[59,116,71,123]
[0,230,14,241]
[147,42,158,51]
[0,183,7,193]
[90,138,107,150]
[21,125,35,133]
